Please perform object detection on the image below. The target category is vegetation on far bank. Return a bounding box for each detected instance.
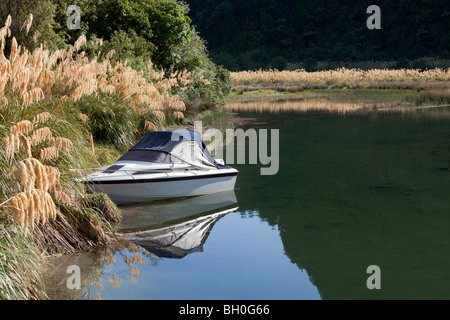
[230,69,450,108]
[185,0,449,71]
[231,68,449,90]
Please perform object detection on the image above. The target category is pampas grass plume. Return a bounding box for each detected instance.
[30,127,52,146]
[19,133,32,158]
[173,111,184,120]
[90,134,95,155]
[144,121,156,131]
[33,112,52,124]
[40,146,59,162]
[78,113,89,122]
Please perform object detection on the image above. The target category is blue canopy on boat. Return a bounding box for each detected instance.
[120,130,229,168]
[130,130,205,152]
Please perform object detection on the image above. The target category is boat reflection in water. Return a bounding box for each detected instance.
[44,191,238,299]
[118,190,239,259]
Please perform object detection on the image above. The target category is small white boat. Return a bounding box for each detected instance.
[79,130,238,205]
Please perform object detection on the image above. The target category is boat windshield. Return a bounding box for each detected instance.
[117,150,184,164]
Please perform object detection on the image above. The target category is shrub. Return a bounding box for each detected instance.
[77,95,141,152]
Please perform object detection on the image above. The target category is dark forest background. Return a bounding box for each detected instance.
[184,0,450,71]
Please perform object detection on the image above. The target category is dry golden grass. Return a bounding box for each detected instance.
[52,137,74,152]
[8,189,57,232]
[4,156,68,232]
[153,110,166,120]
[173,111,184,120]
[0,13,192,123]
[11,120,33,135]
[78,113,89,123]
[2,114,74,232]
[5,120,34,163]
[231,68,450,84]
[225,99,367,114]
[144,121,157,132]
[89,134,95,155]
[33,112,52,124]
[130,277,138,284]
[21,13,33,35]
[30,127,53,146]
[18,133,32,158]
[39,146,59,161]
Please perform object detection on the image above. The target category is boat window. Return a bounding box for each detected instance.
[102,165,124,174]
[132,170,166,175]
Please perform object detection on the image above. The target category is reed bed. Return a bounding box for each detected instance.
[225,99,368,114]
[231,68,450,85]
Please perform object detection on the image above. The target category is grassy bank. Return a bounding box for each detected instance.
[231,69,450,108]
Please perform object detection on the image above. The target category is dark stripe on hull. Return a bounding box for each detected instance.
[85,172,238,185]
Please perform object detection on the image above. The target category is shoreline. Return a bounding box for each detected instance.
[226,86,450,111]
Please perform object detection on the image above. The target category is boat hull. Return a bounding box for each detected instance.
[86,170,238,205]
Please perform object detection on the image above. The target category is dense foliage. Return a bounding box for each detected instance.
[0,0,232,104]
[81,0,192,69]
[185,0,450,71]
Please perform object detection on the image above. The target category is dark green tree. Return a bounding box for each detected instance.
[81,0,192,69]
[185,0,450,70]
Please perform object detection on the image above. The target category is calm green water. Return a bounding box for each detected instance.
[45,106,450,300]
